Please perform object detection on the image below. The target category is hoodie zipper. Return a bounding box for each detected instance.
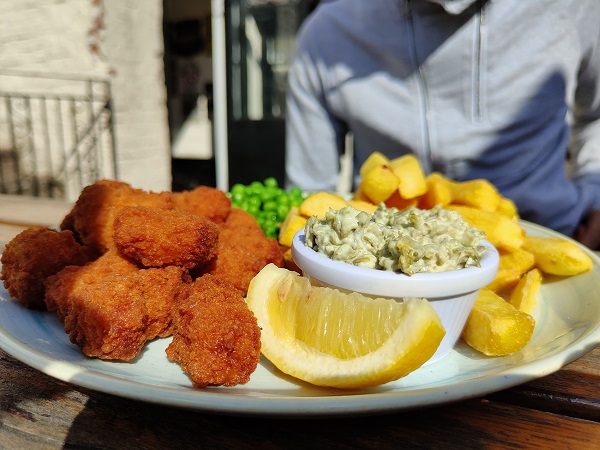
[403,0,434,173]
[473,0,487,122]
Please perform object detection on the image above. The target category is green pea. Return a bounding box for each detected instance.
[277,204,290,221]
[247,204,260,217]
[263,221,278,237]
[264,177,278,188]
[231,192,244,204]
[289,187,303,198]
[276,193,290,206]
[263,200,278,211]
[261,186,277,202]
[230,183,246,196]
[249,181,263,195]
[247,195,261,207]
[265,212,279,222]
[227,180,313,238]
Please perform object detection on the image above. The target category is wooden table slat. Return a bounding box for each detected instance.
[1,350,599,449]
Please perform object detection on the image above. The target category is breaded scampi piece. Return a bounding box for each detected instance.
[44,250,139,324]
[223,207,266,230]
[171,185,232,224]
[45,251,190,360]
[199,209,284,295]
[166,274,261,387]
[44,250,138,342]
[1,227,91,309]
[64,180,174,256]
[59,208,79,243]
[136,264,192,339]
[113,206,219,269]
[46,268,149,360]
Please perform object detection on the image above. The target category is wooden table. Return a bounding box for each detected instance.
[1,194,599,449]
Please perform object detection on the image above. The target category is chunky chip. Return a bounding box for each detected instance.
[486,268,522,294]
[462,288,535,357]
[360,165,400,204]
[388,154,427,199]
[446,205,525,252]
[498,248,536,275]
[299,192,348,220]
[509,268,542,315]
[496,197,519,220]
[447,178,502,212]
[359,151,389,179]
[278,207,307,248]
[522,235,593,276]
[418,172,453,209]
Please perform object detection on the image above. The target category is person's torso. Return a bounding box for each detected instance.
[311,0,584,187]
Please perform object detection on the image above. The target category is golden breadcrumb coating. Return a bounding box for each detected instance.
[1,227,91,309]
[113,206,219,269]
[171,185,232,224]
[166,274,261,387]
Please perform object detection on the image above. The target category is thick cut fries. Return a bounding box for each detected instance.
[388,155,427,199]
[462,288,535,357]
[299,192,348,219]
[509,268,542,314]
[360,165,399,204]
[521,235,593,276]
[446,205,525,252]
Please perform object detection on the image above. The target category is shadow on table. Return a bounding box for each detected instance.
[62,390,499,449]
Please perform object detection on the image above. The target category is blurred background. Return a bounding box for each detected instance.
[0,0,318,201]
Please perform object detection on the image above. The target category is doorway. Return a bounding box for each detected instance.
[163,0,317,191]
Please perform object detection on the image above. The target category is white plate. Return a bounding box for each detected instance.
[1,222,599,417]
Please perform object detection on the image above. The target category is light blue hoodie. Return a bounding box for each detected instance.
[285,0,600,236]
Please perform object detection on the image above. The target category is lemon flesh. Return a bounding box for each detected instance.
[246,264,445,389]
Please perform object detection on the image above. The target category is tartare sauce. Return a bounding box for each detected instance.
[304,204,486,275]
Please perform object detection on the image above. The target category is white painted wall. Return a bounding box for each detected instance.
[0,0,171,198]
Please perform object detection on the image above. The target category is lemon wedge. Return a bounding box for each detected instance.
[246,264,445,389]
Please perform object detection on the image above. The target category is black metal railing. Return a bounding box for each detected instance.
[0,70,117,200]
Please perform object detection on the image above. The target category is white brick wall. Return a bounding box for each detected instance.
[0,1,99,73]
[103,0,171,193]
[0,0,171,198]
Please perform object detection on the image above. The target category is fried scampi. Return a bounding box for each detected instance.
[113,206,219,269]
[199,208,285,295]
[171,186,232,224]
[166,274,261,387]
[1,227,92,309]
[45,251,191,360]
[1,180,281,386]
[61,179,174,256]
